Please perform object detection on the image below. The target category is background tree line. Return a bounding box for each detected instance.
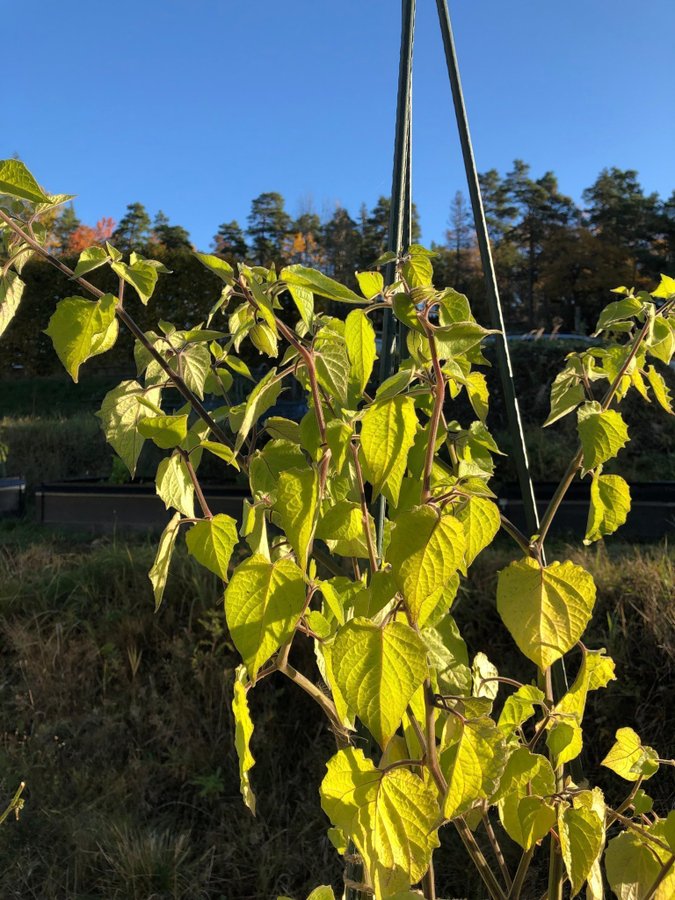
[5,160,674,377]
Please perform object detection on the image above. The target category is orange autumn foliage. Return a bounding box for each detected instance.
[67,217,116,254]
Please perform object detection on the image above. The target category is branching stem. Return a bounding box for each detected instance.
[180,451,213,519]
[420,324,446,503]
[0,210,236,455]
[535,305,673,549]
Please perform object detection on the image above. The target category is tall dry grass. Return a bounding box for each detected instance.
[0,525,672,897]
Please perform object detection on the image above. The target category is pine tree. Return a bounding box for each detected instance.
[505,161,577,327]
[247,193,290,266]
[446,191,473,285]
[323,207,362,285]
[152,210,191,250]
[52,205,81,254]
[113,202,151,252]
[583,168,661,279]
[213,220,248,260]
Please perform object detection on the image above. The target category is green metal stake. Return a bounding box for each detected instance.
[376,0,416,559]
[434,0,571,705]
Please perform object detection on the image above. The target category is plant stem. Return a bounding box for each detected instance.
[0,210,236,455]
[608,812,672,855]
[536,309,665,549]
[546,839,563,900]
[421,861,437,900]
[421,328,446,503]
[276,658,348,745]
[543,665,564,900]
[535,449,583,549]
[455,820,507,900]
[420,685,506,900]
[180,451,212,519]
[605,778,643,827]
[499,513,534,556]
[643,854,675,900]
[508,847,534,900]
[0,782,25,826]
[482,810,512,890]
[424,681,444,792]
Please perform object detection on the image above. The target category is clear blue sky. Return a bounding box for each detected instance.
[5,0,674,251]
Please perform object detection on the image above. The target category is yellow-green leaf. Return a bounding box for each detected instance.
[651,273,675,300]
[440,716,507,819]
[315,500,376,559]
[45,294,118,382]
[387,506,465,626]
[646,365,674,413]
[605,826,675,900]
[234,367,282,452]
[74,246,109,277]
[314,327,351,406]
[194,251,235,284]
[186,514,238,581]
[496,558,596,670]
[497,684,546,736]
[0,158,50,203]
[455,496,500,568]
[224,554,306,680]
[200,439,239,470]
[325,419,353,473]
[148,511,181,610]
[172,343,211,400]
[559,804,604,898]
[544,370,585,427]
[356,270,384,300]
[330,618,428,749]
[111,258,158,304]
[648,316,675,365]
[345,308,377,395]
[601,727,659,781]
[594,296,644,333]
[281,265,363,304]
[584,473,631,544]
[546,649,616,767]
[573,788,607,900]
[421,616,471,696]
[274,467,319,571]
[577,402,629,472]
[320,746,439,897]
[360,396,417,507]
[232,665,256,814]
[306,888,335,900]
[465,370,489,422]
[495,747,556,850]
[137,414,188,449]
[0,272,25,339]
[97,380,162,477]
[156,454,194,518]
[287,284,314,328]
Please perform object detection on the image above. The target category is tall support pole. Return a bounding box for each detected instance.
[434,0,571,707]
[378,0,416,387]
[375,0,416,559]
[434,0,540,539]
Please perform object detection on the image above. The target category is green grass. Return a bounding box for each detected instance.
[0,523,673,898]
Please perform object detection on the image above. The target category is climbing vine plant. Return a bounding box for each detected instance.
[1,160,675,899]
